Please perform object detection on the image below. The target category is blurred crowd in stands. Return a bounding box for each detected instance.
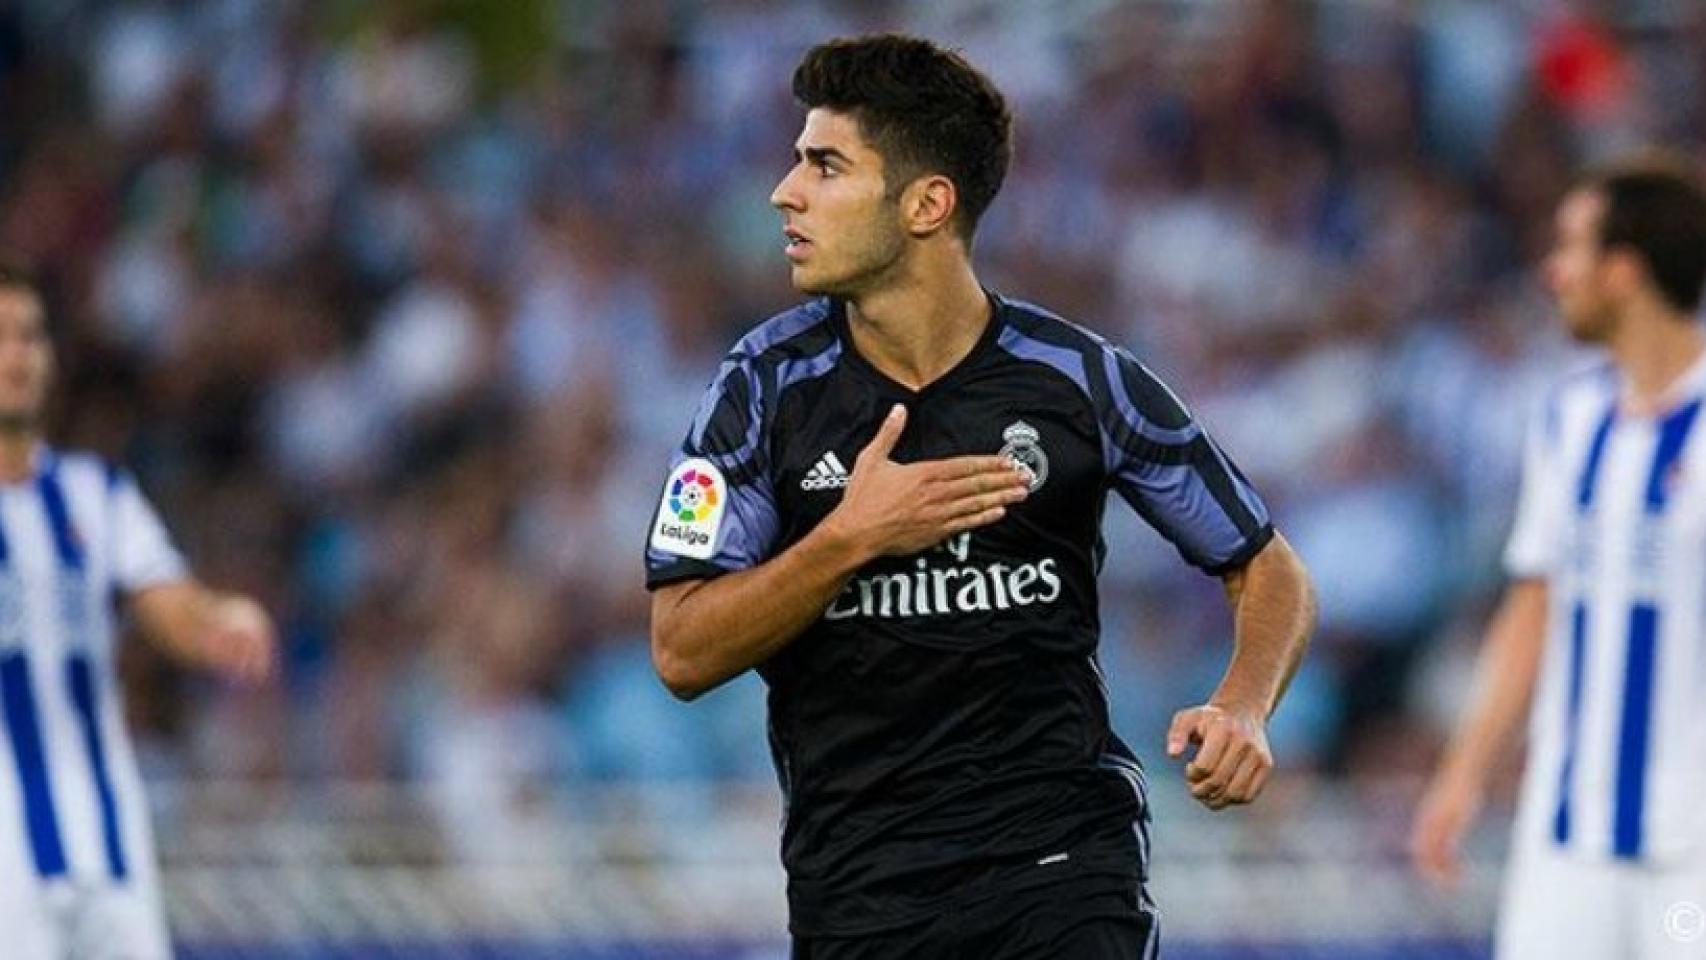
[3,0,1704,857]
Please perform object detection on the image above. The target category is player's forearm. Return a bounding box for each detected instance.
[1211,533,1315,718]
[130,580,220,667]
[1433,580,1548,791]
[651,522,870,700]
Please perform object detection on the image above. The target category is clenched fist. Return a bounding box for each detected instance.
[195,596,277,687]
[1167,702,1273,811]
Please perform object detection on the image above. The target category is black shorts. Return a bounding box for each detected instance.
[790,879,1159,960]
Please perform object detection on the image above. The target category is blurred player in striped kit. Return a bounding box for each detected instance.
[0,262,275,960]
[1412,156,1706,959]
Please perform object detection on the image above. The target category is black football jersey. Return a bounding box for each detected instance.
[644,293,1272,935]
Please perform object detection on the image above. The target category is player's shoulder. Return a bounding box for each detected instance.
[44,447,126,490]
[1526,358,1617,447]
[1547,358,1618,416]
[996,294,1191,422]
[685,300,839,449]
[728,298,838,365]
[998,294,1122,358]
[1552,357,1617,398]
[997,293,1165,380]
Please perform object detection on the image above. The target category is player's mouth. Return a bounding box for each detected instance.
[784,227,812,260]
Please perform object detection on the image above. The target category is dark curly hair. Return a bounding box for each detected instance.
[0,257,39,298]
[1579,152,1706,314]
[792,34,1013,243]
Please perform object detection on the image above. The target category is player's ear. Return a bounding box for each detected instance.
[1602,246,1648,301]
[901,174,958,238]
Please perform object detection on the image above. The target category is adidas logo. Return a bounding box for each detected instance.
[801,451,851,491]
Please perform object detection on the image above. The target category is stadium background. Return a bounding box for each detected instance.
[3,0,1703,957]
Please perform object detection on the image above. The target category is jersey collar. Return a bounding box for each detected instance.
[1618,345,1706,419]
[828,289,1008,401]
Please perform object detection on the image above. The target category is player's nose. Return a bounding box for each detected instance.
[771,167,805,212]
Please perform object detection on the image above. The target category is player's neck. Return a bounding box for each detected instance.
[844,256,989,392]
[0,428,39,483]
[1608,302,1706,416]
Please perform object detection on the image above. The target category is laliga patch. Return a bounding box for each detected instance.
[652,458,725,560]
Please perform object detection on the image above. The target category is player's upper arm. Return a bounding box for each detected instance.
[1099,346,1273,574]
[643,356,782,590]
[650,577,706,625]
[127,580,201,647]
[1503,576,1549,611]
[1488,577,1550,682]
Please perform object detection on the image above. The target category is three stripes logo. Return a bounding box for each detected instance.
[801,451,851,491]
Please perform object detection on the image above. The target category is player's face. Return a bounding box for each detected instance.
[0,288,53,430]
[770,109,907,297]
[1544,188,1618,343]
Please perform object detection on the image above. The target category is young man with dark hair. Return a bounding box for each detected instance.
[0,261,276,959]
[645,35,1315,958]
[1412,154,1706,959]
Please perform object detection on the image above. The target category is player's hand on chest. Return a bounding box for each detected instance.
[778,394,1099,544]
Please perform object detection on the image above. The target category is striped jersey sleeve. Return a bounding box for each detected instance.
[1503,396,1568,579]
[1098,345,1273,573]
[107,468,189,592]
[644,354,781,588]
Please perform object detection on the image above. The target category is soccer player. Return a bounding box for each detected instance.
[1411,156,1706,959]
[645,35,1315,958]
[0,262,276,960]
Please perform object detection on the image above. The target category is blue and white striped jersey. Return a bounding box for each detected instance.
[1506,355,1706,864]
[0,447,185,889]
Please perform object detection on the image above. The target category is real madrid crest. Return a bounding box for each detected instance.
[1000,420,1048,492]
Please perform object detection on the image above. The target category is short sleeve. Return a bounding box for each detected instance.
[1503,401,1565,579]
[109,471,189,592]
[644,357,781,589]
[1101,347,1273,574]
